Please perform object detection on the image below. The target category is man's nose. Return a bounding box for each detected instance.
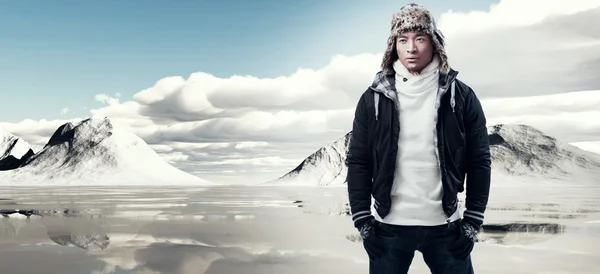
[406,41,416,52]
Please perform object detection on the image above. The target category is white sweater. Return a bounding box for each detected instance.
[374,56,461,226]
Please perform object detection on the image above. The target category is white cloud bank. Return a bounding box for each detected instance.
[2,0,600,184]
[438,0,600,37]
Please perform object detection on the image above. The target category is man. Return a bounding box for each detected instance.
[346,3,491,274]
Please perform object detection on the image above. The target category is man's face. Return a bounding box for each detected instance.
[395,31,434,74]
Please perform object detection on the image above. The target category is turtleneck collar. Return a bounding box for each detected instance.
[392,54,441,96]
[393,54,440,80]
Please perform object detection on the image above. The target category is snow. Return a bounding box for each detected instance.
[265,132,351,186]
[0,117,214,186]
[268,124,600,186]
[488,124,600,182]
[0,127,33,164]
[0,184,598,273]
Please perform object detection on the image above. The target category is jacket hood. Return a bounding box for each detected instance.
[368,67,459,121]
[370,67,458,95]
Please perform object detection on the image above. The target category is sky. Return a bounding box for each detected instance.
[1,0,600,184]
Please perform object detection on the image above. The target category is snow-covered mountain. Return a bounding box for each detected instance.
[269,124,600,186]
[266,132,351,186]
[0,127,34,170]
[0,117,213,186]
[488,124,600,182]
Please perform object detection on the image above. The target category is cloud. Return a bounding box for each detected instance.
[149,140,317,184]
[3,0,600,184]
[87,2,600,126]
[94,93,121,106]
[441,6,600,98]
[481,89,600,116]
[571,141,600,155]
[480,89,600,142]
[61,107,70,115]
[0,118,80,152]
[438,0,600,37]
[123,53,379,124]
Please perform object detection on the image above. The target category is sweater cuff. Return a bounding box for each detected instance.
[463,209,485,228]
[352,210,374,229]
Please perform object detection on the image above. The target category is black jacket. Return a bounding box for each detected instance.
[346,69,491,229]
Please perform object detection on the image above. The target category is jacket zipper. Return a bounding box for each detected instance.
[435,79,456,227]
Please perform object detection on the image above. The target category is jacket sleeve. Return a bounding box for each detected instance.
[463,88,491,229]
[346,92,374,229]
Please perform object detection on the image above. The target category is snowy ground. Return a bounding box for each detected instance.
[0,183,599,274]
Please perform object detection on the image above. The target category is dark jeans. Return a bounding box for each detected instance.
[363,220,475,274]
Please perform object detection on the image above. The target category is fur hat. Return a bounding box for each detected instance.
[381,3,449,75]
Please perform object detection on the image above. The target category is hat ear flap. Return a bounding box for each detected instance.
[381,35,397,75]
[431,29,450,74]
[434,29,445,47]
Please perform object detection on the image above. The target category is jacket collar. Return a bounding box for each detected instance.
[370,67,459,96]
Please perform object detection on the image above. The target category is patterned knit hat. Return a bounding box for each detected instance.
[381,3,449,75]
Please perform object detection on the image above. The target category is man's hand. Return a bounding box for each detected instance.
[449,219,479,261]
[359,217,377,241]
[461,219,480,242]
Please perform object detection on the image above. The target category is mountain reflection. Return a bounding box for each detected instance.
[0,210,110,250]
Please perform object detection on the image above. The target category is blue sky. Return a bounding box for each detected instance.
[2,0,600,183]
[0,0,492,122]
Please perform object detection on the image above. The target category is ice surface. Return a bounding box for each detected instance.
[0,118,213,186]
[0,183,598,274]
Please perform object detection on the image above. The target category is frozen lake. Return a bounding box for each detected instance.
[0,184,599,274]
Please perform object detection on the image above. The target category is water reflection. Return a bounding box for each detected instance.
[0,185,599,274]
[0,211,110,250]
[0,186,373,274]
[482,223,567,234]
